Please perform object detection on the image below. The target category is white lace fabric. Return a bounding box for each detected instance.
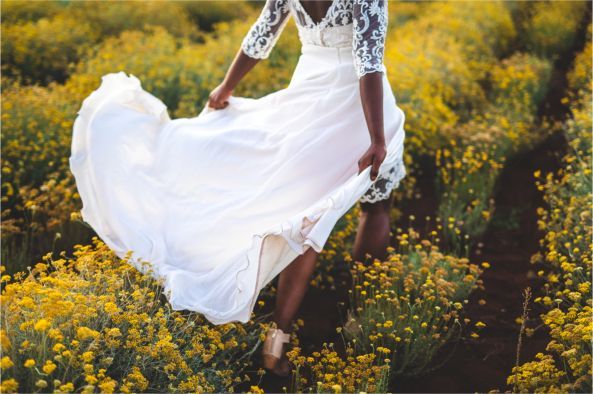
[241,0,396,203]
[359,156,406,203]
[241,0,388,78]
[240,0,292,59]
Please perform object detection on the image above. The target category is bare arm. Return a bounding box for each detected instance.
[357,72,386,180]
[207,0,291,110]
[360,73,385,145]
[207,50,260,110]
[358,72,387,180]
[353,0,388,181]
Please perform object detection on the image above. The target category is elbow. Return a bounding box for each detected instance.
[240,35,271,60]
[240,45,269,60]
[353,54,387,80]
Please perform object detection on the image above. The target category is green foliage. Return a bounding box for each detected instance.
[522,0,589,60]
[342,231,483,377]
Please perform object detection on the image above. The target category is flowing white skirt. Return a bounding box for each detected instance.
[69,43,407,325]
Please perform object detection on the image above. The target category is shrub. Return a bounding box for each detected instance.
[1,14,98,84]
[0,0,65,24]
[384,0,516,154]
[0,238,265,393]
[522,0,589,60]
[342,229,484,377]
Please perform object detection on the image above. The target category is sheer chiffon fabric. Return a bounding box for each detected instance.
[69,0,407,325]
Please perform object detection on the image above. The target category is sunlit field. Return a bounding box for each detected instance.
[1,1,591,393]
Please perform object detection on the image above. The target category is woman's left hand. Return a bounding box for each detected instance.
[358,142,387,181]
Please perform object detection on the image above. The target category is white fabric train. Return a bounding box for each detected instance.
[69,43,407,325]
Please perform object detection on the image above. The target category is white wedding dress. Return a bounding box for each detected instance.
[69,0,407,325]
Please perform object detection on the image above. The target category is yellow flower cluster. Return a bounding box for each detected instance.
[436,141,502,252]
[435,51,553,247]
[486,51,553,150]
[1,0,64,24]
[1,0,254,85]
[1,13,98,84]
[436,49,555,247]
[0,237,265,393]
[509,28,592,393]
[341,229,484,377]
[521,1,590,61]
[286,343,390,393]
[383,0,516,155]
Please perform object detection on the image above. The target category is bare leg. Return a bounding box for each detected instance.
[268,247,318,375]
[352,194,392,263]
[273,246,318,331]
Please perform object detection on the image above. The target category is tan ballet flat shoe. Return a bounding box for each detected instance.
[262,324,291,375]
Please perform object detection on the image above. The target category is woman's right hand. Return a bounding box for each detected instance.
[207,83,233,110]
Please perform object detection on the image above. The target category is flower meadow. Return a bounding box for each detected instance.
[1,1,591,393]
[508,24,592,393]
[1,239,266,393]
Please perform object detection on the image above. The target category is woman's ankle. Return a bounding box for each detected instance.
[270,317,291,333]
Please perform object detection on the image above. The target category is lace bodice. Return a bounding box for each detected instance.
[241,0,388,79]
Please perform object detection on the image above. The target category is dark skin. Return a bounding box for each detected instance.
[208,0,390,377]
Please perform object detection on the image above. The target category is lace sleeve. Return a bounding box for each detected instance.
[240,0,292,59]
[352,0,388,79]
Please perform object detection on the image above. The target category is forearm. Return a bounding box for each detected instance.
[221,48,261,91]
[359,72,385,146]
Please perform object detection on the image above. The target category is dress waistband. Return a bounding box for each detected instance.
[300,44,354,64]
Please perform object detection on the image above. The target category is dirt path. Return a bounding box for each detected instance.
[248,12,589,391]
[396,132,566,393]
[251,133,567,393]
[249,131,565,394]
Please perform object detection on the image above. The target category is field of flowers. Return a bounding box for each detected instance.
[1,1,591,393]
[509,24,592,393]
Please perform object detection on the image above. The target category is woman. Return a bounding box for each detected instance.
[69,0,406,378]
